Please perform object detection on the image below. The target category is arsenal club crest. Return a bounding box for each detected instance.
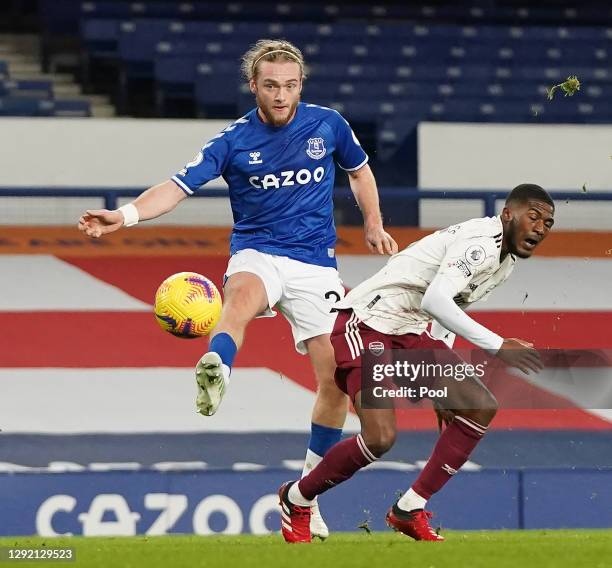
[368,341,385,356]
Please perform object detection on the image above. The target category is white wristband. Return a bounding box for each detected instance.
[118,203,139,227]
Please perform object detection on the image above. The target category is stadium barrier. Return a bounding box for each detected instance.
[1,468,610,536]
[1,187,612,227]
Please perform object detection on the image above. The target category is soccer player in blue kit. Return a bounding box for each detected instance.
[78,39,397,538]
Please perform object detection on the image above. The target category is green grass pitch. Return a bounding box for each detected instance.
[1,531,610,568]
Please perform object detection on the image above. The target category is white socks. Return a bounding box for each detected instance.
[397,488,427,512]
[295,449,322,507]
[288,481,314,507]
[301,449,323,478]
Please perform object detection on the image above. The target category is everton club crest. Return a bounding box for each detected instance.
[306,137,326,160]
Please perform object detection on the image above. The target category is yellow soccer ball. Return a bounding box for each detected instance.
[154,272,222,338]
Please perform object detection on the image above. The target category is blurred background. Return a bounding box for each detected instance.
[0,0,611,537]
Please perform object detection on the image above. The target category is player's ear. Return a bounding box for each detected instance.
[249,78,257,94]
[501,206,513,222]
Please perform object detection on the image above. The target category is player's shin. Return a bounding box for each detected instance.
[398,415,488,511]
[301,422,343,539]
[294,434,377,503]
[207,332,237,388]
[302,422,343,476]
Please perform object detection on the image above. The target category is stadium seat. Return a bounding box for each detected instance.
[67,1,612,129]
[81,1,192,19]
[0,97,54,117]
[80,18,122,58]
[0,80,54,99]
[53,99,92,117]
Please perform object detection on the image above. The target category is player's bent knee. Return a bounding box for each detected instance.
[464,392,498,426]
[361,424,396,457]
[481,391,498,415]
[316,375,346,397]
[481,395,499,423]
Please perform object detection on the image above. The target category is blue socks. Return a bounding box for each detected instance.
[302,422,343,478]
[209,332,237,368]
[309,422,343,456]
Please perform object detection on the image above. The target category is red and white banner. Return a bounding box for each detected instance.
[1,228,611,433]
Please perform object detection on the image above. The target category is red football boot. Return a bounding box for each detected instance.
[279,482,312,543]
[386,504,444,541]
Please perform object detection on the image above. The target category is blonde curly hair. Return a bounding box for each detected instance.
[241,39,307,82]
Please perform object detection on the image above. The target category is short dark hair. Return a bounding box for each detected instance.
[505,184,554,208]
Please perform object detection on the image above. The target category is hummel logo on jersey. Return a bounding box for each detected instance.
[468,283,479,291]
[306,137,326,159]
[248,151,262,165]
[442,464,458,475]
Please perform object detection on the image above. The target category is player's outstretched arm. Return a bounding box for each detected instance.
[78,179,186,238]
[347,164,398,255]
[421,275,543,373]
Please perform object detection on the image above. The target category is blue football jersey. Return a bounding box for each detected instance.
[172,102,368,268]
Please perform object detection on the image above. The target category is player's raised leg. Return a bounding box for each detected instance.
[389,374,498,540]
[301,333,348,539]
[196,272,269,416]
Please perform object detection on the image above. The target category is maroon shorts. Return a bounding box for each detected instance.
[330,309,464,402]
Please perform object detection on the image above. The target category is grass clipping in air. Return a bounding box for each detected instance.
[547,75,581,100]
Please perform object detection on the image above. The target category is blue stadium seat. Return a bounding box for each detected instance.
[53,99,92,117]
[118,19,181,67]
[306,63,398,80]
[304,81,386,101]
[195,71,244,112]
[168,20,251,38]
[80,18,122,58]
[81,1,185,19]
[0,80,54,99]
[0,97,54,117]
[155,54,201,87]
[157,56,239,115]
[154,37,247,59]
[40,0,81,34]
[115,18,183,112]
[515,66,611,82]
[534,99,612,123]
[315,100,434,123]
[236,90,257,115]
[69,2,612,127]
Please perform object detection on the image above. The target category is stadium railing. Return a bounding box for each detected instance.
[1,187,611,226]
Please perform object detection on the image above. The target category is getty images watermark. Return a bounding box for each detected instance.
[370,360,487,400]
[360,346,612,410]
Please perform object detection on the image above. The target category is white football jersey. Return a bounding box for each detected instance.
[335,216,516,335]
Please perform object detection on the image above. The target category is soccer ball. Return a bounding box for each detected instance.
[154,272,222,338]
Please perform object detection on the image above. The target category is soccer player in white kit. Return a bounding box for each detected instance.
[78,39,397,539]
[279,184,554,543]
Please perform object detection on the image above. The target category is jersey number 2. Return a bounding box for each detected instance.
[325,291,341,303]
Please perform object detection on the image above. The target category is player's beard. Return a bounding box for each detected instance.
[257,95,300,127]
